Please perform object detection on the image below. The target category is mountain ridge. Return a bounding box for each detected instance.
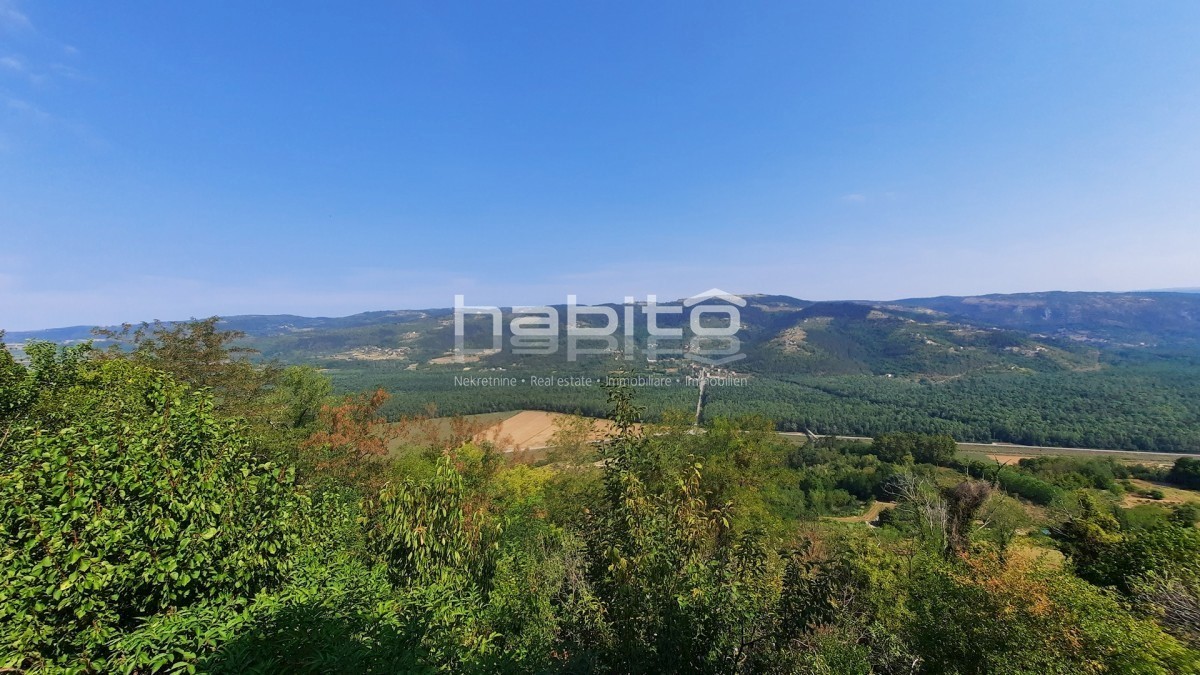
[6,289,1199,381]
[7,290,1200,452]
[8,290,1200,343]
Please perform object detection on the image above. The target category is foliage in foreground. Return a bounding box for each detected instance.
[0,349,298,671]
[1,329,1198,673]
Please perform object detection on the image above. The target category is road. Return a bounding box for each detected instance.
[778,433,1197,459]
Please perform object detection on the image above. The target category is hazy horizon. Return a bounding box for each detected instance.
[8,285,1200,334]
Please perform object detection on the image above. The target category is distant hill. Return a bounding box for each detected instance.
[7,290,1200,452]
[7,290,1199,377]
[743,300,1097,377]
[892,291,1200,349]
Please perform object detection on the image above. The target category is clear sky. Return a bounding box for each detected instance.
[2,1,1199,330]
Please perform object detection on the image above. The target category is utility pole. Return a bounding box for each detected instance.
[694,368,708,427]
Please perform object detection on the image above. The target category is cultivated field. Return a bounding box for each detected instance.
[390,410,624,453]
[484,410,595,451]
[957,442,1190,466]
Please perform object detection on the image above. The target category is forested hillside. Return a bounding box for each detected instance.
[895,291,1200,348]
[7,291,1200,452]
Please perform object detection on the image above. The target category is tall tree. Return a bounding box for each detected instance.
[94,317,276,419]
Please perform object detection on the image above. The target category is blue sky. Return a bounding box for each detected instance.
[2,1,1199,330]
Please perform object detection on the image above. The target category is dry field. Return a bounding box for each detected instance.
[957,443,1188,467]
[979,452,1037,464]
[480,410,623,451]
[427,349,500,364]
[386,411,519,455]
[389,410,626,454]
[1007,541,1066,568]
[1120,479,1200,508]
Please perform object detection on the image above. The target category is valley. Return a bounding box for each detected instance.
[10,290,1200,454]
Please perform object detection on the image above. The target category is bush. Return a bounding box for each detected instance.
[0,359,299,671]
[1171,503,1200,527]
[996,468,1062,505]
[1168,458,1200,490]
[908,553,1197,674]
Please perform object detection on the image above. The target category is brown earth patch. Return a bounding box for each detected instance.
[828,501,896,524]
[482,410,623,452]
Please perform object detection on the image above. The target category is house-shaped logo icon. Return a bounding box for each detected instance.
[682,288,746,365]
[682,288,747,308]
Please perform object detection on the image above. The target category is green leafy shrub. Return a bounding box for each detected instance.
[360,456,506,669]
[0,359,298,671]
[909,553,1197,674]
[1168,458,1200,490]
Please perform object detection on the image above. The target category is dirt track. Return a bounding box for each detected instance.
[828,501,896,524]
[780,433,1195,464]
[982,453,1037,464]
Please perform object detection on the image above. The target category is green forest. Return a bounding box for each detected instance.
[12,293,1200,454]
[3,321,1200,673]
[326,361,1200,453]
